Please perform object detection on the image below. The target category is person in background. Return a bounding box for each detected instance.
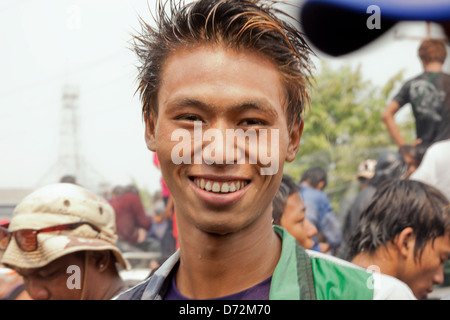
[0,219,31,300]
[109,184,152,252]
[0,183,130,300]
[356,159,377,191]
[348,179,450,300]
[299,167,343,253]
[272,175,318,250]
[337,159,376,258]
[342,150,408,254]
[382,39,450,160]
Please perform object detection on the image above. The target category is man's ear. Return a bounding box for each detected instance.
[144,111,157,152]
[316,181,325,191]
[394,227,415,259]
[285,119,303,162]
[88,251,111,272]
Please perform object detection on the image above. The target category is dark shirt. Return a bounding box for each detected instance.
[164,274,272,300]
[393,71,450,148]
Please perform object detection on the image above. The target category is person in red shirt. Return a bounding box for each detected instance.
[110,185,152,249]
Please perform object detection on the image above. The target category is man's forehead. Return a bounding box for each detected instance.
[430,232,450,254]
[157,45,287,113]
[159,44,283,84]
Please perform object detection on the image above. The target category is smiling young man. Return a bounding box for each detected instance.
[117,0,415,300]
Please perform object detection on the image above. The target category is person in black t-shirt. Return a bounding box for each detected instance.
[382,39,450,159]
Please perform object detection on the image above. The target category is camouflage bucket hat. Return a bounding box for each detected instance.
[0,183,130,270]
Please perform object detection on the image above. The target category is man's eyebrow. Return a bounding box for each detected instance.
[229,101,279,119]
[167,97,279,118]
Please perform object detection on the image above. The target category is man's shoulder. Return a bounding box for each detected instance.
[114,278,149,300]
[306,249,373,299]
[115,251,181,300]
[305,250,416,300]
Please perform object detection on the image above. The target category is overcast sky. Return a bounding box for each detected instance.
[0,0,448,194]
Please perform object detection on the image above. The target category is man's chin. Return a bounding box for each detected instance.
[193,219,246,236]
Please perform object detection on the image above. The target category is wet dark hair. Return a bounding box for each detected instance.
[347,179,450,261]
[272,175,300,225]
[133,0,314,131]
[300,166,327,189]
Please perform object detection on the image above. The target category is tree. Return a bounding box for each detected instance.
[285,61,414,215]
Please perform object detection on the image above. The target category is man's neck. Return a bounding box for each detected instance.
[90,271,128,300]
[351,249,398,279]
[175,214,281,299]
[424,61,443,73]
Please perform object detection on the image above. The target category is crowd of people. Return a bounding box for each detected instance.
[1,0,450,300]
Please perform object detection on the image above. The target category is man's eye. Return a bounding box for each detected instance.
[176,114,203,122]
[239,119,267,126]
[38,271,57,279]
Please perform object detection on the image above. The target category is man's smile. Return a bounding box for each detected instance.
[192,177,249,193]
[188,175,251,206]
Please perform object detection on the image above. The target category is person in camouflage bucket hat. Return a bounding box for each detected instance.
[0,183,130,300]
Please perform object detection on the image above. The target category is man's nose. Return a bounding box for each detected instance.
[432,264,445,286]
[305,219,318,238]
[201,121,245,166]
[25,277,50,300]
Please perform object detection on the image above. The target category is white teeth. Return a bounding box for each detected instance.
[212,182,220,192]
[221,183,229,193]
[193,178,248,193]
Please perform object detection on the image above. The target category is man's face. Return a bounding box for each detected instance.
[402,233,450,299]
[280,192,317,249]
[146,45,302,236]
[16,253,85,300]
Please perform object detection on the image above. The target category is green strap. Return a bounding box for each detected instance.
[295,240,317,299]
[270,226,316,300]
